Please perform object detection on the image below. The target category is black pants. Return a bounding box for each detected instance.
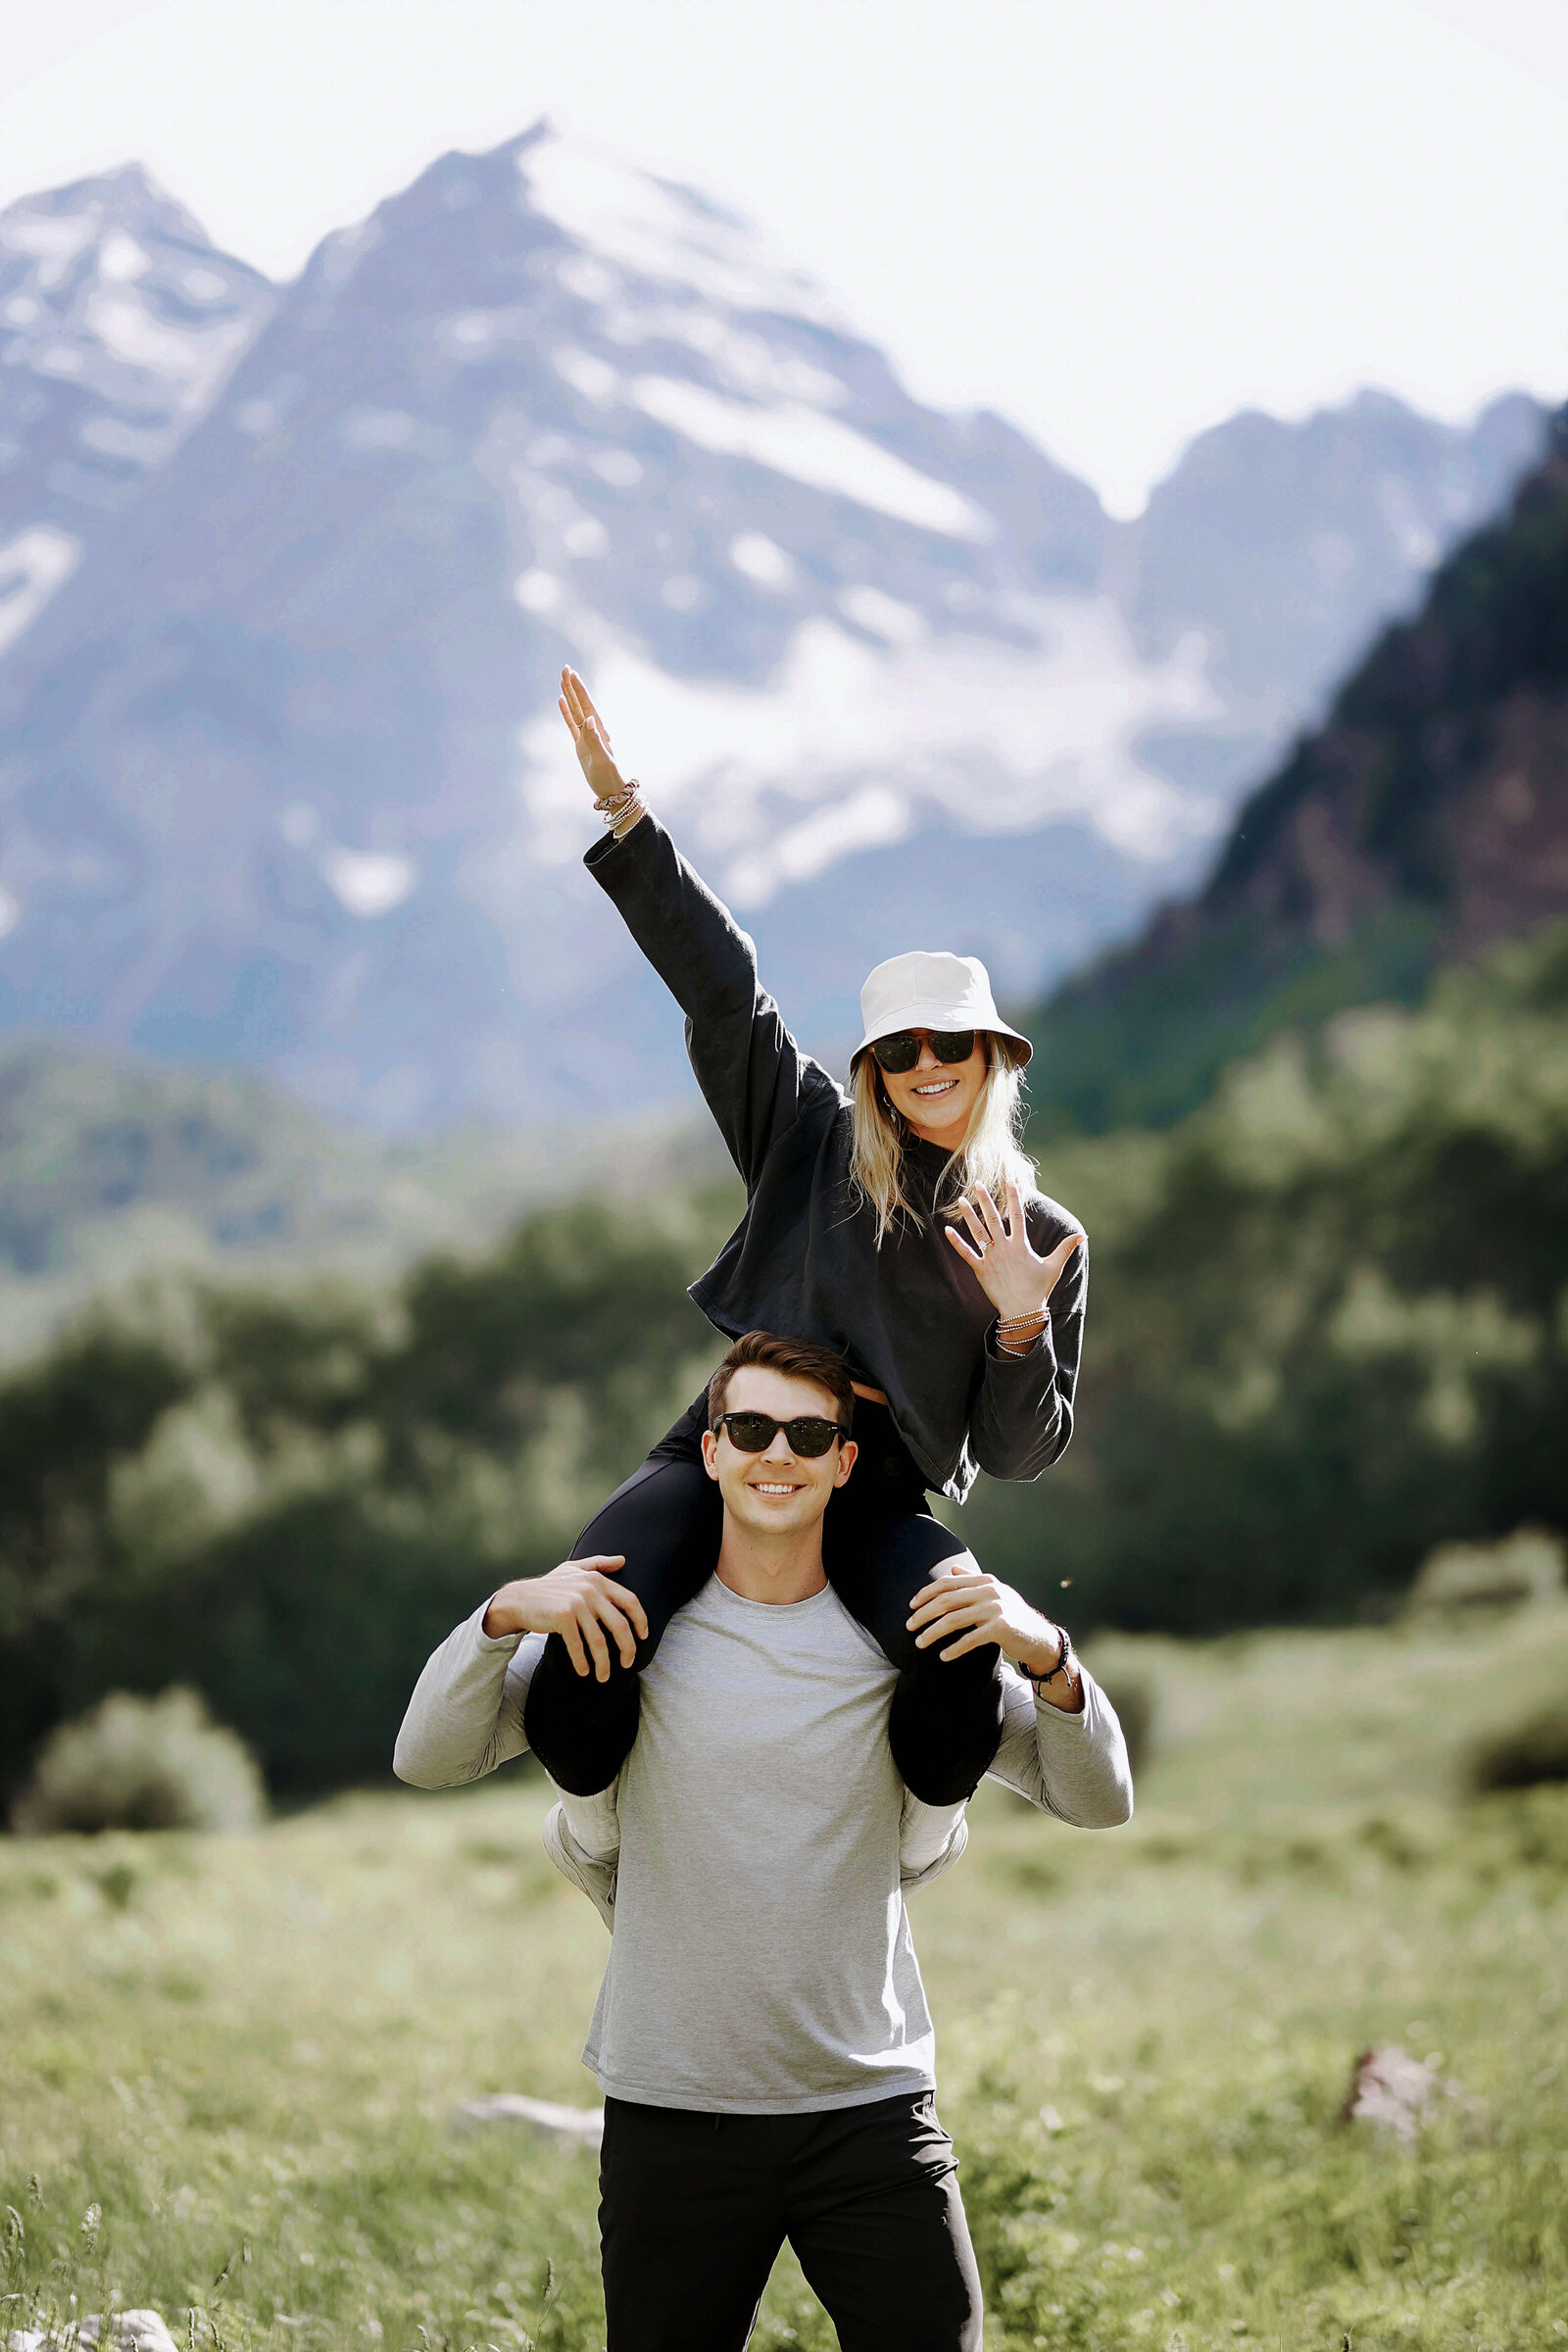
[599,2091,983,2352]
[522,1396,1004,1805]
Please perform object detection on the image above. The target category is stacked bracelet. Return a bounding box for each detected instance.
[597,778,645,833]
[996,1307,1047,1357]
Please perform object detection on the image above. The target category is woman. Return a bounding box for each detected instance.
[523,668,1086,1808]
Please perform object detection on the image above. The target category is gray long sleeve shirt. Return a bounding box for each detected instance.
[396,1592,1132,2115]
[583,815,1088,1500]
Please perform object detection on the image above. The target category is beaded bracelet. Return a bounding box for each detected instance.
[597,777,642,825]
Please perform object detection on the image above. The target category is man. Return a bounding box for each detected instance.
[396,1331,1132,2352]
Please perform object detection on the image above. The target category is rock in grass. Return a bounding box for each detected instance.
[451,2091,604,2148]
[9,2313,178,2350]
[1340,2044,1482,2141]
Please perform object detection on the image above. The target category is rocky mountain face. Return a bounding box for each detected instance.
[1029,406,1568,1135]
[0,124,1546,1127]
[0,168,272,644]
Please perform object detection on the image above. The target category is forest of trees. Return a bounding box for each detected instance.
[4,917,1566,1804]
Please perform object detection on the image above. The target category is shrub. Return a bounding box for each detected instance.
[1468,1695,1568,1793]
[1404,1528,1566,1616]
[10,1686,267,1835]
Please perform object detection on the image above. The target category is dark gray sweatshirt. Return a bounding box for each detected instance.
[584,815,1087,1502]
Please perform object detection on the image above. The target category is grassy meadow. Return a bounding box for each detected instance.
[3,1604,1567,2352]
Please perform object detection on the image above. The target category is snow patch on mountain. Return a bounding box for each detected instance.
[518,130,842,325]
[0,525,80,655]
[518,597,1221,905]
[627,374,991,537]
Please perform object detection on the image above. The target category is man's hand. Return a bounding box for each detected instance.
[483,1556,649,1682]
[906,1558,1083,1711]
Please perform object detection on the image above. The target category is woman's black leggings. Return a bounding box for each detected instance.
[522,1395,1004,1806]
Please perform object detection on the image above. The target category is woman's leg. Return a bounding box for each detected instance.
[823,1494,1005,1808]
[522,1438,720,1796]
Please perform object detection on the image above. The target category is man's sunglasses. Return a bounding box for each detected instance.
[870,1028,976,1075]
[711,1410,848,1458]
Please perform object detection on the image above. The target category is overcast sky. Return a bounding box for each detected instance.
[2,0,1566,515]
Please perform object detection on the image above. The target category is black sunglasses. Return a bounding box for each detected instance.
[870,1028,976,1075]
[711,1410,848,1458]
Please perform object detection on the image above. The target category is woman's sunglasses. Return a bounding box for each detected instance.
[870,1028,976,1075]
[711,1411,848,1458]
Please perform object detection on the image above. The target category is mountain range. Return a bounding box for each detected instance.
[1028,402,1568,1133]
[0,122,1548,1126]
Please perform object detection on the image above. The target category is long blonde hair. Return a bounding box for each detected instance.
[848,1037,1035,1247]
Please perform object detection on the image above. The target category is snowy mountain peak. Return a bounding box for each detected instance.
[0,162,273,659]
[0,130,1548,1128]
[511,119,846,329]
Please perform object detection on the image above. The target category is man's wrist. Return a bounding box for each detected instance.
[481,1590,529,1641]
[1022,1620,1072,1686]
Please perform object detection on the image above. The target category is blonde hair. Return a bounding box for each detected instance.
[848,1037,1035,1247]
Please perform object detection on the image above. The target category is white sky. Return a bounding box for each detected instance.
[1,0,1566,516]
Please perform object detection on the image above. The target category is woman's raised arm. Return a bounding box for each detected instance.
[560,668,840,1188]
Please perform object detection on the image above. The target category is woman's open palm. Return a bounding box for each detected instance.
[945,1179,1082,1322]
[559,666,626,803]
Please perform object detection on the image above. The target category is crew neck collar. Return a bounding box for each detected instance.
[710,1572,835,1615]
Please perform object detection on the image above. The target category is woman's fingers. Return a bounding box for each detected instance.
[971,1185,1006,1246]
[944,1223,986,1270]
[1004,1177,1027,1244]
[1042,1232,1084,1297]
[950,1196,990,1253]
[563,667,608,743]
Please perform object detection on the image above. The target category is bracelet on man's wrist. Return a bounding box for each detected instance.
[1029,1622,1074,1690]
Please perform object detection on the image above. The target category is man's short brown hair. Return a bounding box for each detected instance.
[708,1331,856,1433]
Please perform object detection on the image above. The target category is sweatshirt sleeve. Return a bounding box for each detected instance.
[986,1659,1133,1828]
[393,1605,547,1788]
[968,1216,1087,1481]
[584,814,841,1189]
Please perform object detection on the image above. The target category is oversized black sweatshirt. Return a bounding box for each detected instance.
[584,814,1087,1504]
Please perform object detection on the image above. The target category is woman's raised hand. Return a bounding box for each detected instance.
[944,1177,1082,1322]
[559,665,627,804]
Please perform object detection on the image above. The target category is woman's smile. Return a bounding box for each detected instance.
[878,1035,988,1143]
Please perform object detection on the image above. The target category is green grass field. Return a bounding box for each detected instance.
[4,1607,1567,2352]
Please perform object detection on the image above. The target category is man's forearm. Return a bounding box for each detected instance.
[393,1604,537,1788]
[988,1664,1133,1827]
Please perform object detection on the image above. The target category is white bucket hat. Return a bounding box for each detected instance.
[852,950,1032,1066]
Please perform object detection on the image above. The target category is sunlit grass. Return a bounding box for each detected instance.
[4,1609,1567,2349]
